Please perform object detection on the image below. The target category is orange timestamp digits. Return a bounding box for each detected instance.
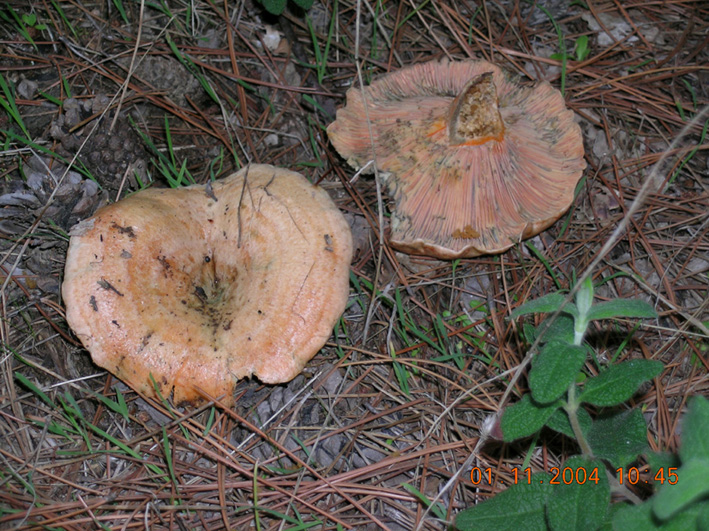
[497,467,680,485]
[550,466,601,485]
[616,467,679,485]
[469,467,537,485]
[469,467,494,485]
[508,467,602,485]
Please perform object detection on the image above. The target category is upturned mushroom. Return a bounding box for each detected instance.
[62,164,353,405]
[327,59,586,259]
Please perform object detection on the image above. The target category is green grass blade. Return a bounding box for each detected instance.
[165,33,219,105]
[111,0,130,24]
[0,7,37,50]
[525,241,562,289]
[0,74,31,141]
[535,3,567,96]
[162,427,178,488]
[402,483,447,520]
[91,388,130,421]
[50,0,78,39]
[14,372,55,407]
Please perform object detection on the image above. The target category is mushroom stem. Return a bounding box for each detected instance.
[448,72,505,146]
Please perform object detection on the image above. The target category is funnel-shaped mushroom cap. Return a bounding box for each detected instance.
[327,60,586,259]
[63,164,353,405]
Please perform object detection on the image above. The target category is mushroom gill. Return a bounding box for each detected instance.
[327,59,586,259]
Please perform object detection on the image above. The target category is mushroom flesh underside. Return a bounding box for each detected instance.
[327,60,586,259]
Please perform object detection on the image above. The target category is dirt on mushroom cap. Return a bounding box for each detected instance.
[62,164,353,405]
[327,59,586,259]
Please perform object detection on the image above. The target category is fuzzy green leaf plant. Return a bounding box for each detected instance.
[455,278,705,529]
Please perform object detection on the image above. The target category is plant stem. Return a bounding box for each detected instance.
[573,328,585,346]
[566,300,643,505]
[564,384,594,457]
[567,387,643,504]
[566,315,594,456]
[607,470,643,505]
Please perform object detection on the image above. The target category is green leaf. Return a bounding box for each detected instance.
[579,360,663,406]
[698,503,709,531]
[612,502,659,530]
[611,500,709,530]
[646,451,680,476]
[22,12,36,25]
[529,341,586,404]
[574,35,590,61]
[523,322,537,343]
[586,300,657,321]
[258,0,287,14]
[510,293,566,319]
[653,459,709,521]
[455,473,552,530]
[546,406,592,440]
[656,501,709,530]
[291,0,314,9]
[587,409,647,468]
[678,395,709,463]
[546,456,610,531]
[536,314,576,345]
[597,499,624,530]
[501,394,561,442]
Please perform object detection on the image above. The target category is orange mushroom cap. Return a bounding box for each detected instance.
[62,164,353,405]
[327,59,586,259]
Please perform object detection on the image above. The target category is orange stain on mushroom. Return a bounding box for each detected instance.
[455,132,505,147]
[426,119,447,138]
[451,225,481,239]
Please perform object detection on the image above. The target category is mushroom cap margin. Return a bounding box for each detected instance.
[62,164,353,405]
